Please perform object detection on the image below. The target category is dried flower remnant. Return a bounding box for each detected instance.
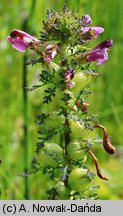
[89,150,109,181]
[94,124,116,154]
[75,100,90,113]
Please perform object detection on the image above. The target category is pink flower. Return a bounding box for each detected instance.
[81,15,104,40]
[7,29,38,52]
[81,15,92,27]
[87,40,113,65]
[82,27,104,39]
[7,30,58,63]
[44,44,58,63]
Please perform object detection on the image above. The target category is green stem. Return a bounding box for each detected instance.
[62,83,70,187]
[64,117,70,156]
[64,114,70,188]
[23,54,29,199]
[21,0,37,200]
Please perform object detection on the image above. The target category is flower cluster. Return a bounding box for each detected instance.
[8,14,112,66]
[81,14,104,39]
[7,7,115,200]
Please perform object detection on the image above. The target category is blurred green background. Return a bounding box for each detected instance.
[0,0,123,200]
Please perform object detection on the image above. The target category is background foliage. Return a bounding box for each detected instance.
[0,0,123,199]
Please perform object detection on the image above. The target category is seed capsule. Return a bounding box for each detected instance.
[68,168,91,192]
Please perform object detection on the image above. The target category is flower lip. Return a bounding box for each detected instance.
[7,35,28,52]
[82,27,104,39]
[87,50,108,65]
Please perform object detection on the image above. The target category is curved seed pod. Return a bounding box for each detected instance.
[94,124,116,154]
[89,150,109,181]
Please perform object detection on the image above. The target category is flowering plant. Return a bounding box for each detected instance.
[8,7,115,199]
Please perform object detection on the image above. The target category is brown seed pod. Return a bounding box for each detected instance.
[94,124,116,155]
[89,150,109,181]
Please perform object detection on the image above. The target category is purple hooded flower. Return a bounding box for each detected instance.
[7,30,58,63]
[7,29,38,52]
[82,26,104,39]
[64,68,75,81]
[87,40,113,65]
[81,15,92,27]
